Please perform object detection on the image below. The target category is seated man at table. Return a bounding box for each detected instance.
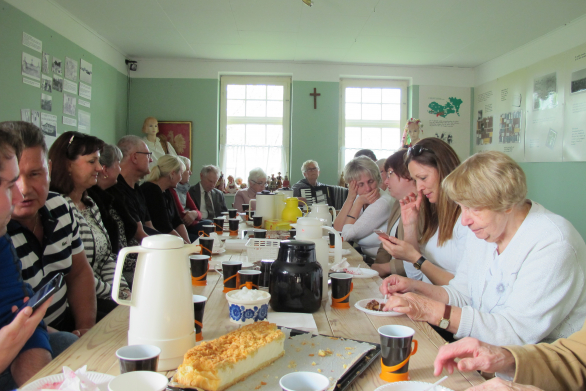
[113,135,159,237]
[188,165,228,219]
[5,121,96,336]
[0,125,54,390]
[292,160,329,205]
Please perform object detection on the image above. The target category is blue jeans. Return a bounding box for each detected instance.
[0,332,78,391]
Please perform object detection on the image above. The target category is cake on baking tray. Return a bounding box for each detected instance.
[175,321,285,391]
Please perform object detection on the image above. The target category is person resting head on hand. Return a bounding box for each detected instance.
[379,151,586,348]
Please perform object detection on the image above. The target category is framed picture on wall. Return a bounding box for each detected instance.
[158,121,192,161]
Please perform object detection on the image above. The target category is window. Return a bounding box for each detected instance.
[339,79,408,170]
[219,76,291,182]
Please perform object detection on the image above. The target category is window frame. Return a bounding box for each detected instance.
[219,75,292,177]
[338,78,409,172]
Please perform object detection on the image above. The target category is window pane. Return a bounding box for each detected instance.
[382,88,401,103]
[227,99,245,116]
[362,103,381,120]
[345,127,361,147]
[226,124,245,145]
[267,85,283,100]
[246,85,266,100]
[382,103,400,120]
[345,149,358,166]
[345,103,361,120]
[361,128,381,149]
[246,100,266,117]
[245,124,265,145]
[381,128,401,149]
[346,88,361,103]
[267,101,283,118]
[266,125,283,146]
[362,88,381,103]
[227,84,245,99]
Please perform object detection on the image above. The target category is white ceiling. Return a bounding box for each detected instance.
[50,0,586,68]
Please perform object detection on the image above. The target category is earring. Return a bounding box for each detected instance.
[103,175,108,179]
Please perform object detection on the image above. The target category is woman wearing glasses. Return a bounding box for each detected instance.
[379,138,467,286]
[381,151,586,348]
[234,167,267,212]
[333,156,394,261]
[49,132,130,319]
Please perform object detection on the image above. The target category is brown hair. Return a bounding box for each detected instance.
[443,151,527,212]
[0,122,25,169]
[384,149,411,180]
[48,131,104,195]
[405,138,461,246]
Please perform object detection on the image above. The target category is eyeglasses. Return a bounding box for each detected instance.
[305,167,318,172]
[407,144,432,158]
[387,170,394,177]
[136,151,153,157]
[250,179,267,186]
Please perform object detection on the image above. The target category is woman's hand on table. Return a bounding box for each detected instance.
[382,292,442,323]
[379,235,420,263]
[400,191,423,227]
[466,378,543,391]
[356,187,380,207]
[434,337,517,377]
[379,275,416,296]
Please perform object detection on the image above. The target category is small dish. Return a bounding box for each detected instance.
[22,372,114,391]
[355,298,403,317]
[226,289,270,324]
[342,267,379,278]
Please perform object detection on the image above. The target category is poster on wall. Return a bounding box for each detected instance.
[63,94,77,116]
[42,74,52,93]
[564,45,586,161]
[21,109,31,123]
[418,86,471,160]
[533,72,558,111]
[32,110,40,128]
[52,75,63,92]
[65,57,78,81]
[79,83,91,100]
[40,113,57,136]
[473,81,496,154]
[22,32,42,53]
[52,57,62,75]
[22,52,41,80]
[41,93,52,112]
[63,79,77,95]
[42,53,50,74]
[158,121,192,160]
[80,59,92,84]
[78,110,91,133]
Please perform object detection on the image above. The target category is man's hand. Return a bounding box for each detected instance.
[434,337,516,377]
[379,275,416,296]
[466,378,543,391]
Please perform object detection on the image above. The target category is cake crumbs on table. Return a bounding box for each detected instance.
[317,369,322,373]
[309,354,315,356]
[347,351,352,355]
[311,362,316,366]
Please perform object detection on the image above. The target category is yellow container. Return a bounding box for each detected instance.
[281,197,303,223]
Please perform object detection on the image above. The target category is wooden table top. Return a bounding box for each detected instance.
[25,240,484,390]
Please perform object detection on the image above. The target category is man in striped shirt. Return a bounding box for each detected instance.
[7,122,96,336]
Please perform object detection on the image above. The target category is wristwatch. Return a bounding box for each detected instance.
[413,256,427,270]
[438,305,452,329]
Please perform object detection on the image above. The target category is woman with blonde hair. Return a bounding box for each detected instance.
[381,151,586,348]
[333,156,393,260]
[379,138,467,285]
[140,155,192,243]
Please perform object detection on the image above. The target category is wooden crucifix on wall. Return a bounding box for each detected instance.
[310,88,321,109]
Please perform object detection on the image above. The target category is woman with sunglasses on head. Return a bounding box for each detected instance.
[379,138,467,286]
[233,167,267,212]
[380,151,586,350]
[333,156,394,261]
[49,132,129,320]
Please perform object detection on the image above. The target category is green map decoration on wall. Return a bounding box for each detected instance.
[428,97,463,118]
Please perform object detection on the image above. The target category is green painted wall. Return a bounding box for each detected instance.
[128,78,219,176]
[290,81,340,186]
[0,1,127,143]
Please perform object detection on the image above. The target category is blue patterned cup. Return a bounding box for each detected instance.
[225,289,271,325]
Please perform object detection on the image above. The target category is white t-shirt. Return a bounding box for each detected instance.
[404,215,467,283]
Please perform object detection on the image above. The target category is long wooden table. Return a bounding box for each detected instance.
[25,241,484,390]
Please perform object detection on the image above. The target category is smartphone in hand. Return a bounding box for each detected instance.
[18,272,64,313]
[373,229,393,242]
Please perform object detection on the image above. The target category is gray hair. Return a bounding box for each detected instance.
[376,158,386,170]
[117,135,144,159]
[99,144,123,168]
[200,164,220,177]
[301,160,319,174]
[248,167,267,184]
[177,155,191,169]
[344,156,381,186]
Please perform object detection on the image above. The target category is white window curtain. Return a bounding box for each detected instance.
[219,76,291,182]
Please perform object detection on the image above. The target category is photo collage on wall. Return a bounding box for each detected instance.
[20,31,93,145]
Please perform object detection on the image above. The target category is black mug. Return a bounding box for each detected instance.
[216,261,242,292]
[254,229,267,238]
[189,255,209,286]
[289,229,296,239]
[228,209,238,219]
[253,215,263,229]
[242,204,250,212]
[200,224,215,237]
[330,273,353,309]
[260,259,274,288]
[329,232,336,248]
[378,325,418,382]
[213,217,224,234]
[199,237,214,257]
[228,218,240,236]
[237,270,261,290]
[116,345,160,374]
[193,295,207,342]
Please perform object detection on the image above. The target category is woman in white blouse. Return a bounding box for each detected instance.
[333,156,393,260]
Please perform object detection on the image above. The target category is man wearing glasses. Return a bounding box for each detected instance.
[292,160,330,205]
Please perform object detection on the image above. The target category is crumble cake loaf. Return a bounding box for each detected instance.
[175,321,285,391]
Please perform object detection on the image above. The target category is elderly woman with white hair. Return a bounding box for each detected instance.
[234,167,267,212]
[333,156,393,260]
[380,151,586,349]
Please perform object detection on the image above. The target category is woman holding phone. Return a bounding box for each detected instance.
[379,138,467,285]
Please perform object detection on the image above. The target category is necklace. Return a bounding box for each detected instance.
[32,213,40,235]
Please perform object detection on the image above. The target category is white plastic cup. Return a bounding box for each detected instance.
[108,371,168,391]
[279,372,330,391]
